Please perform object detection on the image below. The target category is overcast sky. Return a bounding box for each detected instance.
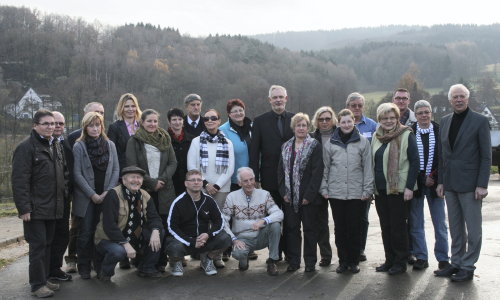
[3,0,498,37]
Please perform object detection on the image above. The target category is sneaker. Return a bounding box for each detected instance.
[267,260,279,276]
[200,256,217,276]
[238,257,249,271]
[413,259,429,270]
[65,261,77,274]
[49,269,72,281]
[31,286,54,298]
[213,258,225,269]
[45,281,60,291]
[170,261,184,277]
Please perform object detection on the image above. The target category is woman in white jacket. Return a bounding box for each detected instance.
[320,109,373,274]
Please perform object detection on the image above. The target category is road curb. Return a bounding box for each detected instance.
[0,236,25,249]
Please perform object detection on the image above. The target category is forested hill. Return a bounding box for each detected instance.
[0,6,356,127]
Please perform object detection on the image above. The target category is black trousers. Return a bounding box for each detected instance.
[317,197,333,260]
[360,200,371,253]
[165,232,232,259]
[49,200,70,273]
[24,219,56,292]
[284,202,318,267]
[269,190,288,259]
[331,199,363,266]
[375,191,409,267]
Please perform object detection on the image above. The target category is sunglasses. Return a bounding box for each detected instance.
[203,116,219,122]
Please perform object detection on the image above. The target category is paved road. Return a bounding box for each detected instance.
[1,181,500,299]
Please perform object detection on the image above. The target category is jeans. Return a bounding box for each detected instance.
[165,232,232,261]
[77,201,102,274]
[410,186,449,261]
[232,222,281,262]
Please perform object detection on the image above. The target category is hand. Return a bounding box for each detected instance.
[205,183,218,196]
[123,242,136,259]
[99,191,108,202]
[283,195,290,203]
[149,229,161,252]
[425,176,435,187]
[302,199,310,205]
[19,212,31,222]
[436,184,444,198]
[403,188,413,201]
[252,220,266,231]
[475,187,488,201]
[233,239,246,250]
[91,194,101,204]
[361,195,371,201]
[155,180,165,192]
[195,233,209,248]
[322,194,329,199]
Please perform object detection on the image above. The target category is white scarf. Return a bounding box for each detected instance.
[416,123,435,176]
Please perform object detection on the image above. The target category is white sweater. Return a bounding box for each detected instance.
[187,136,235,192]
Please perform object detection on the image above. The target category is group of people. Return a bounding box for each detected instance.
[12,83,491,298]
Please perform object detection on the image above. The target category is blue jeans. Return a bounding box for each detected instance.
[76,201,101,274]
[410,186,449,261]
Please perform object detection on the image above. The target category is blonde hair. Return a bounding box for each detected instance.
[376,103,400,122]
[77,112,108,141]
[114,93,142,121]
[290,112,311,131]
[311,106,337,130]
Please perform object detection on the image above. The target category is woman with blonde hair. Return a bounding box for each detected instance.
[73,112,120,279]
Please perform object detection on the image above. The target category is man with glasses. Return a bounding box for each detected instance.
[250,85,294,261]
[392,88,417,126]
[183,93,206,137]
[346,92,377,263]
[12,109,65,297]
[166,170,231,276]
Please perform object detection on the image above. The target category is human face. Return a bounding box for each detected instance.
[347,99,364,121]
[229,105,245,125]
[185,174,203,194]
[449,87,469,113]
[169,116,184,132]
[122,99,137,120]
[415,106,432,128]
[122,173,144,193]
[294,119,309,140]
[86,120,102,138]
[339,115,355,134]
[53,112,65,138]
[143,113,159,133]
[34,116,55,139]
[379,111,398,132]
[268,88,288,114]
[392,91,410,113]
[317,111,334,131]
[186,100,202,119]
[203,111,220,134]
[238,170,256,195]
[89,104,105,116]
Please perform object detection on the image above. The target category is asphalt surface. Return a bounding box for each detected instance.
[1,180,500,299]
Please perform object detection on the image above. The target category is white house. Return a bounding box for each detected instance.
[4,88,62,119]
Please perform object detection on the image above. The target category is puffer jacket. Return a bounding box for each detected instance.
[12,130,65,219]
[320,127,374,200]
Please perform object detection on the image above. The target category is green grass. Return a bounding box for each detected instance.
[0,258,13,269]
[0,203,17,218]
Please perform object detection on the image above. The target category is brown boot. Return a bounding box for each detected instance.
[267,260,279,276]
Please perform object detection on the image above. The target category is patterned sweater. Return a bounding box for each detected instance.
[222,188,283,240]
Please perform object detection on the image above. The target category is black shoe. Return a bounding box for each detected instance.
[319,259,331,267]
[119,260,131,270]
[304,265,316,272]
[349,264,360,274]
[336,264,348,274]
[137,271,162,278]
[388,265,406,275]
[434,264,459,277]
[359,253,367,262]
[375,263,392,272]
[79,272,91,280]
[238,257,249,271]
[451,269,474,282]
[407,255,417,265]
[438,261,450,270]
[248,251,258,260]
[412,259,429,270]
[287,265,299,272]
[49,269,72,281]
[97,273,111,282]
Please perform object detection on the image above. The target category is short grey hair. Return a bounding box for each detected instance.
[345,92,365,107]
[414,100,431,112]
[184,93,202,105]
[268,85,287,98]
[448,84,470,100]
[237,167,255,182]
[83,102,103,113]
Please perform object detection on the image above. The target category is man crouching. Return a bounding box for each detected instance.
[94,166,164,281]
[223,167,284,275]
[166,170,231,276]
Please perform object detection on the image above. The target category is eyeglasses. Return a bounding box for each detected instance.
[202,116,219,122]
[186,178,203,182]
[55,122,65,126]
[416,111,431,116]
[349,104,363,108]
[37,122,55,127]
[380,117,397,122]
[318,117,332,123]
[394,97,409,101]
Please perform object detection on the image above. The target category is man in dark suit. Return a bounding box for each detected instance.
[435,84,491,282]
[183,93,206,137]
[250,85,294,260]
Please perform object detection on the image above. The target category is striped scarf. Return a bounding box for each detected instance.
[199,130,229,174]
[416,123,435,176]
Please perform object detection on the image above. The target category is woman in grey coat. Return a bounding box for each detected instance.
[320,109,373,274]
[73,112,120,279]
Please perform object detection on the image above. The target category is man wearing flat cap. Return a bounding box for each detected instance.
[93,166,164,281]
[183,93,206,137]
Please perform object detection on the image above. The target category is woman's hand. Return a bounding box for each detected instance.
[283,195,290,203]
[205,183,218,196]
[403,188,413,201]
[322,194,329,199]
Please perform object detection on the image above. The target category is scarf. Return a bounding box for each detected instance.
[375,123,412,194]
[85,136,109,172]
[229,117,252,142]
[168,127,185,142]
[199,130,229,174]
[416,123,435,176]
[121,185,146,250]
[282,135,318,213]
[134,126,171,151]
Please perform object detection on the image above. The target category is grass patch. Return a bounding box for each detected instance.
[0,258,13,269]
[0,203,17,217]
[491,166,498,174]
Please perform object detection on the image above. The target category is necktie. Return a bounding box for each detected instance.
[191,121,196,128]
[277,115,283,137]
